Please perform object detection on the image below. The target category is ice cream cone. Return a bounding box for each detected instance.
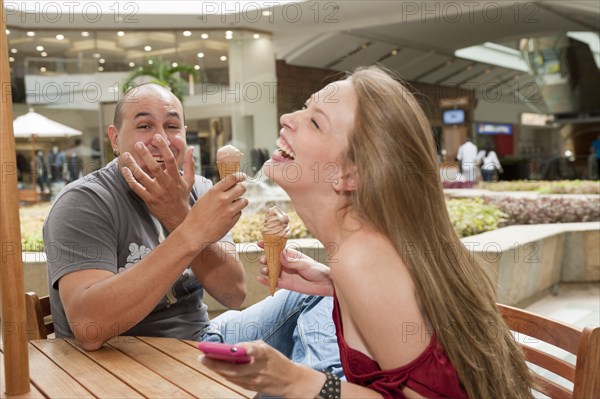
[263,234,287,296]
[217,161,240,180]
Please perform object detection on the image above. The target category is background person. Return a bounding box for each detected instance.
[456,137,479,182]
[200,67,534,399]
[479,144,503,181]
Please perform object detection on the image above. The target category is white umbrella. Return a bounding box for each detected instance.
[13,109,82,192]
[13,109,82,138]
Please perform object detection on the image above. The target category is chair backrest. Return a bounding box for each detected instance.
[498,303,600,399]
[25,293,53,340]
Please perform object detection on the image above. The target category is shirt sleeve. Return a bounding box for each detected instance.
[43,187,119,289]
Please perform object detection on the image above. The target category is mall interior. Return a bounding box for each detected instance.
[4,0,599,191]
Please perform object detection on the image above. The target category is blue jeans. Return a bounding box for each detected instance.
[202,290,342,377]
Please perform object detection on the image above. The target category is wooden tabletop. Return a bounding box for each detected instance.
[1,337,256,398]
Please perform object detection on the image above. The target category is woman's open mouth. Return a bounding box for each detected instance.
[275,137,295,160]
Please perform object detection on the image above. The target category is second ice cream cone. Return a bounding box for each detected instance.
[263,234,287,296]
[217,161,240,180]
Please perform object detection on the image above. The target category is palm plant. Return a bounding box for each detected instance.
[122,57,200,102]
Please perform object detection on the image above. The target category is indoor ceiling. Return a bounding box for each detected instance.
[5,0,600,110]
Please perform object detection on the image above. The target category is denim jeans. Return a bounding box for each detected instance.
[202,290,342,377]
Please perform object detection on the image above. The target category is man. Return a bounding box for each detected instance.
[43,83,340,375]
[456,137,479,182]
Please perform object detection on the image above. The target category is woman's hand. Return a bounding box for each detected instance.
[256,242,334,296]
[199,341,324,398]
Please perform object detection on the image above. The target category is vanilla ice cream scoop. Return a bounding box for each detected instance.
[262,206,290,296]
[216,145,243,180]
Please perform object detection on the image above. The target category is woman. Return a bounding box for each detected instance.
[200,66,533,398]
[479,144,503,181]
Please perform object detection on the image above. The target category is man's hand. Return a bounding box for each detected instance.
[183,172,248,246]
[120,134,195,231]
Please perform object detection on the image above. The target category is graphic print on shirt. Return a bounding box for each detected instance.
[118,242,197,310]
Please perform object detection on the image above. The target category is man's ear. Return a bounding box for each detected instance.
[107,125,119,154]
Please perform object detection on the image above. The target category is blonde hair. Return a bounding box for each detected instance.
[344,66,533,399]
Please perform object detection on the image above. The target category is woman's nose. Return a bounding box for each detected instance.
[280,112,297,131]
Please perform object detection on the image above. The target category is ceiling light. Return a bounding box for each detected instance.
[40,67,47,72]
[220,56,227,61]
[117,31,125,37]
[27,31,35,37]
[253,34,260,39]
[5,29,10,35]
[36,46,44,51]
[98,66,104,72]
[148,59,154,65]
[9,57,14,62]
[391,49,398,56]
[183,31,192,37]
[197,52,205,58]
[194,65,200,70]
[455,42,529,72]
[81,31,90,37]
[262,10,271,16]
[171,62,178,67]
[225,31,233,35]
[144,45,152,51]
[99,58,106,64]
[10,48,17,54]
[201,33,209,39]
[93,53,101,58]
[41,52,48,57]
[128,62,135,67]
[56,34,64,40]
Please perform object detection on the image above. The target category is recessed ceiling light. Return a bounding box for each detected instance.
[201,33,209,39]
[194,65,200,70]
[171,62,178,67]
[253,34,260,39]
[117,31,125,37]
[128,62,135,67]
[41,52,48,57]
[183,31,192,37]
[81,31,90,37]
[262,10,271,16]
[391,49,398,56]
[93,53,101,58]
[148,59,154,65]
[36,46,44,51]
[197,52,205,58]
[98,66,104,72]
[10,48,17,54]
[56,34,64,40]
[27,31,35,37]
[144,45,152,51]
[5,29,10,35]
[9,57,14,62]
[40,67,47,72]
[220,56,227,61]
[99,58,106,64]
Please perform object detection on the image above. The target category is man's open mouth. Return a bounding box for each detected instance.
[276,137,295,160]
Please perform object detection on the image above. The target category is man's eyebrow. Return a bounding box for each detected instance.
[133,111,181,120]
[166,111,181,120]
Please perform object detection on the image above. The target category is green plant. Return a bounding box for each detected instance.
[122,57,200,102]
[446,198,506,238]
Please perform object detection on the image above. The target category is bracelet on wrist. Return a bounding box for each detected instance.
[315,370,341,399]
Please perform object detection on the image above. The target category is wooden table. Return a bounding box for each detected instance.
[1,336,256,398]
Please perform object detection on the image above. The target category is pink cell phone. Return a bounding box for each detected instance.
[197,342,252,364]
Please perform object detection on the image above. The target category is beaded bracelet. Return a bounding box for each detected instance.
[315,371,341,399]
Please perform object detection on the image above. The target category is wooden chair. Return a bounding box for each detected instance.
[24,292,53,340]
[498,303,600,399]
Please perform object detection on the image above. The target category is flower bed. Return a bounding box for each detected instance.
[477,180,600,194]
[19,190,600,249]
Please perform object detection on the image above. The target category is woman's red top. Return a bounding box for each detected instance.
[333,295,468,399]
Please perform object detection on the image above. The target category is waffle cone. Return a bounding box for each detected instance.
[263,234,287,296]
[217,161,240,180]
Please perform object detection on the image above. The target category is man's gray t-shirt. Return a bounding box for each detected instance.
[43,159,232,340]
